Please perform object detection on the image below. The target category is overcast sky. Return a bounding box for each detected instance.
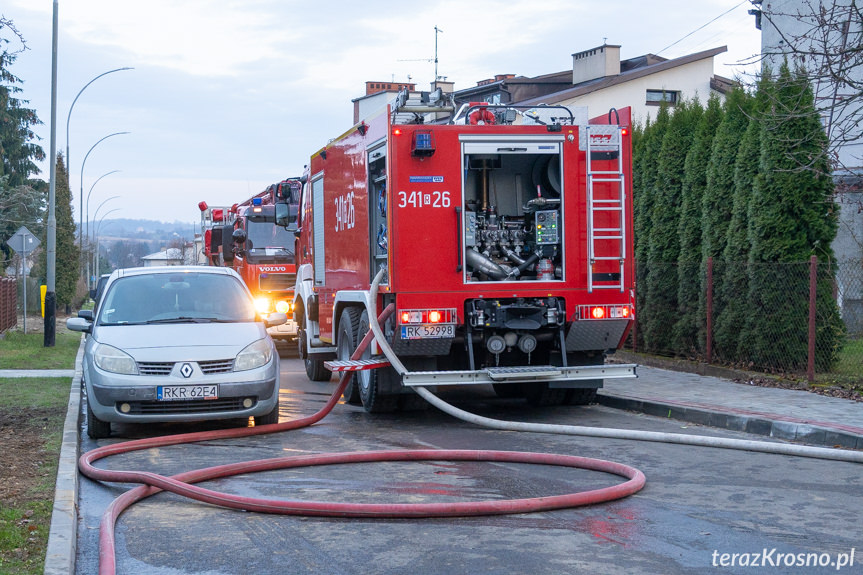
[5,0,761,227]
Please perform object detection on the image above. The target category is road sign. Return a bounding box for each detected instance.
[7,226,40,255]
[6,226,40,334]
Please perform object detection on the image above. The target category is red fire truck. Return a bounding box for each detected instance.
[279,91,636,411]
[199,179,302,342]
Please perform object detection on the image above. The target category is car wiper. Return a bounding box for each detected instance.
[145,317,243,324]
[146,317,212,324]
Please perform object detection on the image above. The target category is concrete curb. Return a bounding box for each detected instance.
[43,336,83,575]
[597,392,863,450]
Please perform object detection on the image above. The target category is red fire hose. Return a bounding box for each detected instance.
[79,305,646,575]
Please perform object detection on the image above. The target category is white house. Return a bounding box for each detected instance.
[512,45,733,126]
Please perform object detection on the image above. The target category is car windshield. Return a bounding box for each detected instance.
[98,272,256,325]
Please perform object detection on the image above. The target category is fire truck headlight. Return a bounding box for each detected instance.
[254,297,271,314]
[275,300,290,314]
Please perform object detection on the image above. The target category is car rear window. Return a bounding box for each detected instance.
[98,272,256,325]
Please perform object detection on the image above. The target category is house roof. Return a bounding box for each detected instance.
[516,46,728,106]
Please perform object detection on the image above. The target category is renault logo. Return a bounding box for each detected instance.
[180,363,194,378]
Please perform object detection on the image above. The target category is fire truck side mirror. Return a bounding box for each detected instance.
[275,202,298,229]
[232,228,247,245]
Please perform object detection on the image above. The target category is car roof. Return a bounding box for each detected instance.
[111,266,237,279]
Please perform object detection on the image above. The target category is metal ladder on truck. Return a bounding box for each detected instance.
[585,124,626,293]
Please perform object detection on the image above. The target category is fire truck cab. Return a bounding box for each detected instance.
[200,179,302,343]
[282,90,636,412]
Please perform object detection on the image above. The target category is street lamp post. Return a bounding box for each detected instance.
[88,196,120,287]
[79,132,129,276]
[85,169,120,252]
[93,210,121,281]
[66,67,132,242]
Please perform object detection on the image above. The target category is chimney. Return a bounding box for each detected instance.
[572,45,621,84]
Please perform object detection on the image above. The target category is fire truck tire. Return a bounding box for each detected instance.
[305,356,331,382]
[564,388,598,405]
[525,384,567,407]
[358,309,398,413]
[563,352,603,405]
[398,391,429,411]
[337,307,363,405]
[493,383,525,399]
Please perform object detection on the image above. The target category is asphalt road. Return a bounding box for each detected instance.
[75,355,863,574]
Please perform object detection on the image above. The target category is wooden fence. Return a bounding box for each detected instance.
[0,277,16,332]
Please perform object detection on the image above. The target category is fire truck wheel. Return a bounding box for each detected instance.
[493,383,525,399]
[563,388,598,405]
[525,383,567,406]
[337,307,363,405]
[398,391,429,411]
[357,310,398,413]
[305,357,332,382]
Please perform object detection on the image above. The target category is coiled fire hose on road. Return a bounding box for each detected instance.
[80,269,863,574]
[79,303,646,575]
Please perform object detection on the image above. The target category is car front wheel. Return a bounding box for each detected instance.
[86,398,111,439]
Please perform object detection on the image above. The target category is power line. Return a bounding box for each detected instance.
[656,1,749,56]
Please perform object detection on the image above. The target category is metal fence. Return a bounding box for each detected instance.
[630,257,863,383]
[0,277,17,333]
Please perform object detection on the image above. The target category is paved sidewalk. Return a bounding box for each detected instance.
[0,369,75,378]
[601,360,863,449]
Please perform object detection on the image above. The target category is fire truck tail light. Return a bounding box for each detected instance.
[275,300,290,314]
[398,309,457,324]
[578,304,633,320]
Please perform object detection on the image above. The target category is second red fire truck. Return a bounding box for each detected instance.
[199,179,302,343]
[278,90,637,411]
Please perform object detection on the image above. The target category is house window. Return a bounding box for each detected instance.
[645,89,679,106]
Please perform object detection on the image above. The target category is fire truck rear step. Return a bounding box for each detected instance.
[402,364,637,387]
[325,357,392,372]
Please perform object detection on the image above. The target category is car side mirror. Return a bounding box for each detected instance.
[66,317,92,333]
[78,310,94,321]
[264,312,288,328]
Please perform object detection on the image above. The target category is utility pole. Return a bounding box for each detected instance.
[434,25,443,81]
[45,0,59,346]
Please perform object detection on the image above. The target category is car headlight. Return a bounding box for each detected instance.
[235,338,273,372]
[93,343,138,375]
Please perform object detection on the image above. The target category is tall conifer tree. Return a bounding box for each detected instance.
[746,63,843,370]
[673,94,722,354]
[642,100,701,353]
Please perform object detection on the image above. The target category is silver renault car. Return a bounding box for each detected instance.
[68,266,285,439]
